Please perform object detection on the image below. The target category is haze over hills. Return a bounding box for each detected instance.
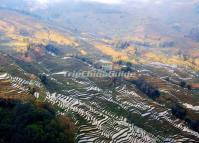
[1,0,199,36]
[0,0,199,143]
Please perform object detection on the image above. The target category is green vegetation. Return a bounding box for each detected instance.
[180,80,187,88]
[39,74,65,93]
[99,99,128,117]
[15,59,48,76]
[131,78,160,100]
[126,112,180,140]
[172,104,199,133]
[45,44,62,55]
[0,99,75,143]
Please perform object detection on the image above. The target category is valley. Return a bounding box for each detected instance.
[0,0,199,142]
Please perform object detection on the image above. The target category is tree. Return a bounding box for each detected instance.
[171,105,186,119]
[187,84,192,90]
[126,62,132,67]
[28,87,36,95]
[0,99,75,143]
[132,78,160,100]
[180,81,186,88]
[39,74,47,85]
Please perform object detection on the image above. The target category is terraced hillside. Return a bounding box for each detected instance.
[44,58,199,142]
[0,2,199,143]
[0,72,76,143]
[1,46,199,142]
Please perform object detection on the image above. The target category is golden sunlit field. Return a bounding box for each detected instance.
[0,10,78,53]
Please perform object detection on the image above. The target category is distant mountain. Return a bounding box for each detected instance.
[1,0,199,38]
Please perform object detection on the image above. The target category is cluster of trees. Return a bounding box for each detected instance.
[74,56,107,70]
[165,77,192,91]
[132,78,160,100]
[172,104,199,133]
[180,81,192,90]
[114,60,134,72]
[115,41,130,50]
[129,41,151,48]
[121,66,133,73]
[45,44,61,55]
[171,104,187,119]
[15,59,41,76]
[39,74,47,85]
[39,74,64,93]
[116,60,132,66]
[75,56,93,66]
[28,86,36,95]
[0,99,75,143]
